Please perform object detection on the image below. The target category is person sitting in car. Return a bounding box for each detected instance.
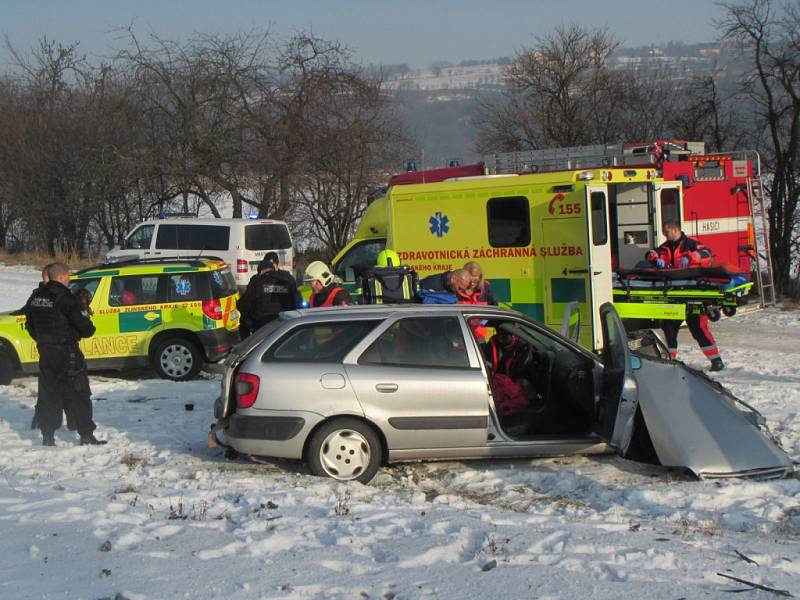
[484,328,535,420]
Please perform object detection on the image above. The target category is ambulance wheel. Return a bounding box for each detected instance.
[722,306,736,318]
[706,307,722,322]
[151,337,202,381]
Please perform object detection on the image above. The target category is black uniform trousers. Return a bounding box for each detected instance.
[37,342,95,437]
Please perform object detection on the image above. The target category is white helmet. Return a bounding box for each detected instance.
[304,261,334,287]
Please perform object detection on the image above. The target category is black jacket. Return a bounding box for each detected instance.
[418,271,453,292]
[23,281,95,345]
[237,269,299,327]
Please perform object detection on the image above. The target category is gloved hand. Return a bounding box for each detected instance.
[655,258,666,268]
[679,256,690,268]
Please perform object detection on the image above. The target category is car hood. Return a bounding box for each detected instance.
[635,357,793,479]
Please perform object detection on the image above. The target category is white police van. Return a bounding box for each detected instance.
[107,216,294,290]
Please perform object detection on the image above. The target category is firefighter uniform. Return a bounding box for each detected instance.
[647,232,724,370]
[237,254,299,338]
[23,280,98,444]
[309,285,351,308]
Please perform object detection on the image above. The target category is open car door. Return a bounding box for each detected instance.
[593,302,639,455]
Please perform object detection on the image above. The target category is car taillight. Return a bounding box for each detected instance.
[236,373,260,409]
[236,259,248,273]
[202,298,223,320]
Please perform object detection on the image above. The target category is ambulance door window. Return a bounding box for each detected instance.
[487,196,530,247]
[590,192,608,246]
[659,188,680,229]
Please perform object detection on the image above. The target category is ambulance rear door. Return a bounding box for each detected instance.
[585,185,613,350]
[541,186,592,348]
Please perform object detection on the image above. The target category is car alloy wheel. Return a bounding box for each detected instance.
[307,418,382,484]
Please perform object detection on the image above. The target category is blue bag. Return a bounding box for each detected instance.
[417,289,458,304]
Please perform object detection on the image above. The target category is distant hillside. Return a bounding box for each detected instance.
[386,41,739,166]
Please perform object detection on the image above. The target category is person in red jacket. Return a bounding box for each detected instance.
[646,222,724,371]
[646,221,712,269]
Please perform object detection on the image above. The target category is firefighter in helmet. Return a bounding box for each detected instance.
[304,261,351,308]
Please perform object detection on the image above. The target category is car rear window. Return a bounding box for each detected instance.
[264,320,380,363]
[245,224,292,250]
[209,267,237,299]
[156,224,230,251]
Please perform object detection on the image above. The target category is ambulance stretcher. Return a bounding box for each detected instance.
[612,267,753,321]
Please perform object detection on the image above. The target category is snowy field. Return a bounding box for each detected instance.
[0,265,798,599]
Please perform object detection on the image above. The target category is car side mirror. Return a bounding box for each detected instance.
[631,355,642,370]
[345,267,356,282]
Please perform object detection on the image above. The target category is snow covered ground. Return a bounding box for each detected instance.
[1,265,798,599]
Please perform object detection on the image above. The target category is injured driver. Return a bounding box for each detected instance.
[484,328,539,434]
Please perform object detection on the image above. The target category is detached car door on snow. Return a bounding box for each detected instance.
[595,303,791,479]
[345,315,489,451]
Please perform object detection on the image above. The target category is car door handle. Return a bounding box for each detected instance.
[375,383,398,393]
[563,268,589,275]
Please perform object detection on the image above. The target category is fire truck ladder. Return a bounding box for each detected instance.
[745,176,777,307]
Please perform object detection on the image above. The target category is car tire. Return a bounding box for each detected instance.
[151,337,202,381]
[306,418,382,484]
[625,408,660,465]
[0,346,16,385]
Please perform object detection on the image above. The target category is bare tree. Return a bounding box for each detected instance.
[474,25,636,152]
[719,0,800,293]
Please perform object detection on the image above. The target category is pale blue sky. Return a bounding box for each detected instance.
[1,1,727,68]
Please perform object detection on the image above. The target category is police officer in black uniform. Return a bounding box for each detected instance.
[23,262,104,446]
[237,252,299,339]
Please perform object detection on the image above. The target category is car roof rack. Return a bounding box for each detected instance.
[74,255,227,275]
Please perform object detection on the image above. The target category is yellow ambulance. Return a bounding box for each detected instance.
[0,257,240,382]
[331,167,686,349]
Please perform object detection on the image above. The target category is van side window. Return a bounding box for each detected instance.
[156,224,229,251]
[124,225,154,250]
[245,224,292,250]
[487,197,531,247]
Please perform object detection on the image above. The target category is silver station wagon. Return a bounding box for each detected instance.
[211,304,792,483]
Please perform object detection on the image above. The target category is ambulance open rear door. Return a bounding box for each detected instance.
[586,185,613,350]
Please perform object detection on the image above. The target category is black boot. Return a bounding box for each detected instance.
[710,358,725,372]
[42,433,55,447]
[80,434,107,446]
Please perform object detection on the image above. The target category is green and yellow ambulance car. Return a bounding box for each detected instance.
[0,257,240,383]
[331,167,688,350]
